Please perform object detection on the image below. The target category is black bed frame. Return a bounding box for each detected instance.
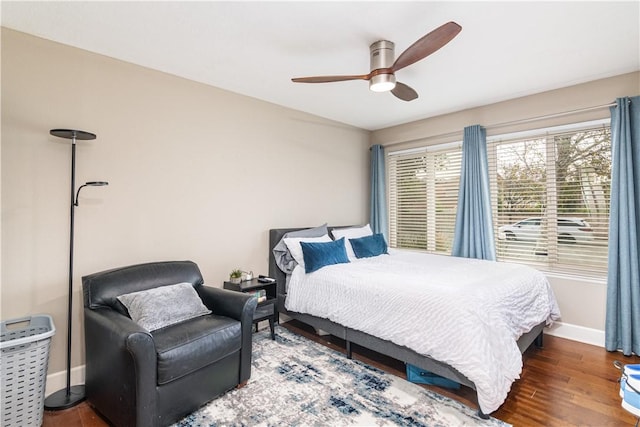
[268,227,545,417]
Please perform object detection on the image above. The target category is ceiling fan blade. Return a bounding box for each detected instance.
[391,82,418,101]
[292,74,370,83]
[391,21,462,72]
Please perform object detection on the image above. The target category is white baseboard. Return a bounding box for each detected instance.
[44,322,604,395]
[45,365,85,398]
[544,321,605,347]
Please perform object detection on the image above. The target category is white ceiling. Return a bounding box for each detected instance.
[2,1,639,131]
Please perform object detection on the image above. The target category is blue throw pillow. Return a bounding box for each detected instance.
[349,233,388,258]
[300,237,350,273]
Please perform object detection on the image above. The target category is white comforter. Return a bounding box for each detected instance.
[285,249,561,414]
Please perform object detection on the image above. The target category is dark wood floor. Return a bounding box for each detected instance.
[43,320,640,427]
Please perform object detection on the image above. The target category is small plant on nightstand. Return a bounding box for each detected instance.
[229,269,243,284]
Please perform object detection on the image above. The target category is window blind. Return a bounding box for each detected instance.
[388,146,462,254]
[387,120,611,279]
[489,124,611,277]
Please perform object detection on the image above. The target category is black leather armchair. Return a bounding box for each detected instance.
[82,261,257,427]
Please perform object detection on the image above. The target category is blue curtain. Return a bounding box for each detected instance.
[606,96,640,356]
[370,144,388,241]
[451,125,496,261]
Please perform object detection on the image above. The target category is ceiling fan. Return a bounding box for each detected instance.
[291,21,462,102]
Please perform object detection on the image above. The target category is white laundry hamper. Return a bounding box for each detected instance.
[617,362,640,397]
[623,374,640,417]
[1,315,56,427]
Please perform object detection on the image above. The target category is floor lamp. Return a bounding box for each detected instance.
[44,129,108,410]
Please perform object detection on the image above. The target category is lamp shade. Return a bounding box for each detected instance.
[50,129,96,140]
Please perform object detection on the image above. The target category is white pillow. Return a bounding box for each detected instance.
[284,234,332,269]
[331,224,373,261]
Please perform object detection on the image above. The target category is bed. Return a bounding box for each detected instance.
[268,226,560,417]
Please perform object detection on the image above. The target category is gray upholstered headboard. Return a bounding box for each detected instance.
[268,226,351,308]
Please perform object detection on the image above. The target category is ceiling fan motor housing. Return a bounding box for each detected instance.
[369,40,396,91]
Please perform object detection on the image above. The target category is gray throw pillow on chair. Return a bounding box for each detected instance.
[117,282,211,331]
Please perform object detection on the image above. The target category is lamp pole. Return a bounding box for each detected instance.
[44,129,108,410]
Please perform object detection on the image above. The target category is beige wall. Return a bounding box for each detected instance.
[3,25,638,381]
[372,71,640,337]
[1,28,370,375]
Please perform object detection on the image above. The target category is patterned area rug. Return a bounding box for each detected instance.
[174,326,510,427]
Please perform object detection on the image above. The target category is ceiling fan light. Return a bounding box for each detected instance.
[369,74,396,92]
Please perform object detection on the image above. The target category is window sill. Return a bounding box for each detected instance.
[541,269,607,285]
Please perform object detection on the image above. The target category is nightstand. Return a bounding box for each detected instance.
[223,278,276,340]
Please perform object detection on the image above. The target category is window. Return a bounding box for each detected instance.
[489,122,611,276]
[387,120,611,278]
[388,144,462,254]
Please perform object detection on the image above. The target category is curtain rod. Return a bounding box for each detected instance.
[382,101,617,148]
[488,102,616,130]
